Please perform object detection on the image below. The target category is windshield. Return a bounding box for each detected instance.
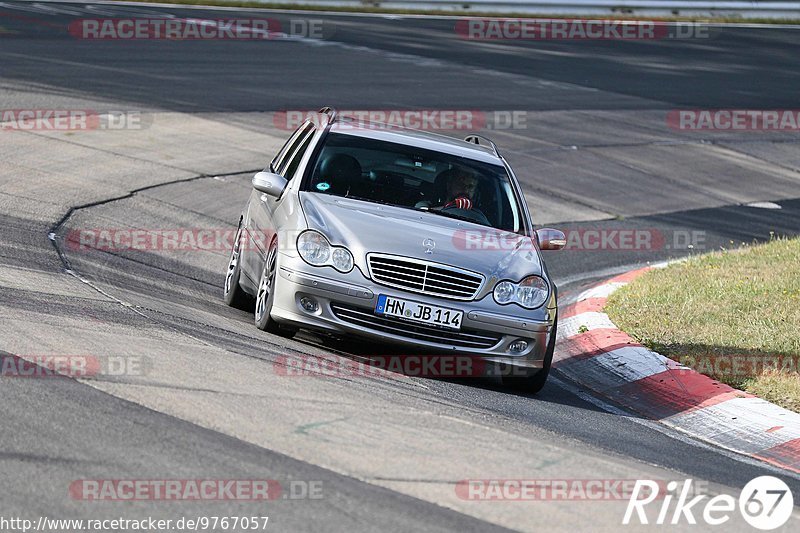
[304,132,524,232]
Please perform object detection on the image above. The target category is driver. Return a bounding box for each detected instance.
[441,170,478,210]
[416,169,479,210]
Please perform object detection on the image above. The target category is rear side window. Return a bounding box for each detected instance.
[271,122,314,173]
[280,127,316,181]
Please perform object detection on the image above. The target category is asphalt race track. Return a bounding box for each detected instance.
[2,2,800,531]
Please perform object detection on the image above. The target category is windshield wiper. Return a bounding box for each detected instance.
[420,208,480,224]
[344,194,390,205]
[344,194,419,212]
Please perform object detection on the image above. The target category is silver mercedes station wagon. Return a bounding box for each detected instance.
[224,108,566,393]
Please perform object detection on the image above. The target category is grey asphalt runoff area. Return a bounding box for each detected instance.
[1,2,800,531]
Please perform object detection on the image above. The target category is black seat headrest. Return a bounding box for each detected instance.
[318,154,362,195]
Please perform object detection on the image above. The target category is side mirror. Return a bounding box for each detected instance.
[252,171,288,198]
[536,228,566,251]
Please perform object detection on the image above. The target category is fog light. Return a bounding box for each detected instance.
[509,339,528,353]
[300,296,319,313]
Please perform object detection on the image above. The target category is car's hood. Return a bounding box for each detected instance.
[300,192,543,281]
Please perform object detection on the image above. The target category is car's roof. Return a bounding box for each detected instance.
[326,115,503,166]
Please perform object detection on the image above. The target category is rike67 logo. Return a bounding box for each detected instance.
[624,477,794,529]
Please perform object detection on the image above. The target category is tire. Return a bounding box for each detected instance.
[254,239,297,338]
[223,221,253,311]
[501,315,557,394]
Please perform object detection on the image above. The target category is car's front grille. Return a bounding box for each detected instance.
[367,254,484,300]
[330,303,502,349]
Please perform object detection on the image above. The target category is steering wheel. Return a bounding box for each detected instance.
[440,205,491,226]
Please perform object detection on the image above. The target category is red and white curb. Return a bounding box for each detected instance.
[555,265,800,474]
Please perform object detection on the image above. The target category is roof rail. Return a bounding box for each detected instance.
[464,134,500,157]
[318,106,337,124]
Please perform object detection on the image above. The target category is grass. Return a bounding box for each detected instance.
[109,0,800,24]
[605,236,800,413]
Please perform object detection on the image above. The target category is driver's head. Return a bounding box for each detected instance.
[445,170,479,201]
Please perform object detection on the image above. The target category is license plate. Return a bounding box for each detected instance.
[375,295,463,330]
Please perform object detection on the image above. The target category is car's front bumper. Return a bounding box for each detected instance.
[270,258,556,372]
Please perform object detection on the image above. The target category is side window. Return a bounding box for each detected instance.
[270,122,312,173]
[280,128,316,181]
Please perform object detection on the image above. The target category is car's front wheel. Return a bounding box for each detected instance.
[501,315,557,394]
[224,221,253,311]
[254,240,297,338]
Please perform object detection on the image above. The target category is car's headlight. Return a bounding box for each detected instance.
[493,275,549,309]
[493,281,516,304]
[331,248,354,272]
[297,231,330,265]
[297,230,354,273]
